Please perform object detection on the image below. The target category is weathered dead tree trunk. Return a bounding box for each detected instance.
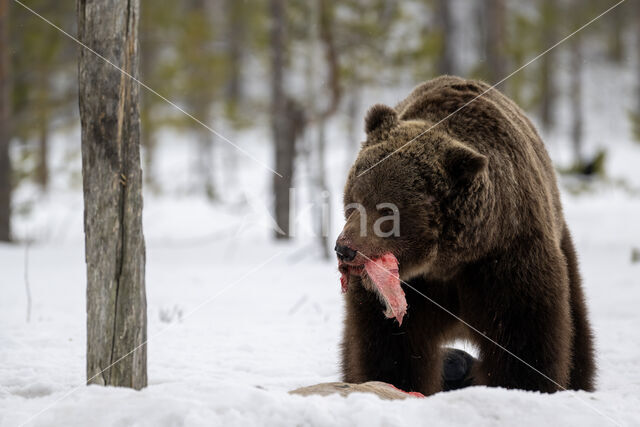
[78,0,147,389]
[0,0,10,242]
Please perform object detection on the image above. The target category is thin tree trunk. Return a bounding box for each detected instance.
[270,0,291,239]
[0,0,10,242]
[316,120,330,259]
[36,110,49,190]
[435,0,455,76]
[569,33,583,165]
[306,0,331,257]
[608,3,624,63]
[539,0,556,132]
[637,1,640,116]
[483,0,506,87]
[195,124,216,200]
[225,0,245,112]
[190,0,217,200]
[78,0,147,389]
[317,0,340,120]
[346,85,360,167]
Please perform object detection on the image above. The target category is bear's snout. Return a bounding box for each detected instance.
[335,242,357,262]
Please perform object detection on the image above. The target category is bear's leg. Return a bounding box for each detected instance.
[461,242,573,392]
[342,277,458,395]
[561,225,596,391]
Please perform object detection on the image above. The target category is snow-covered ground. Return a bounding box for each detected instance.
[2,130,640,426]
[3,56,640,425]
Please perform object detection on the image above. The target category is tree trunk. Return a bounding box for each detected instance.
[188,0,217,200]
[195,124,216,200]
[0,0,10,242]
[314,0,334,256]
[317,0,341,120]
[36,110,49,190]
[569,32,583,165]
[539,0,556,132]
[483,0,506,87]
[346,85,360,167]
[225,0,245,113]
[315,120,331,259]
[637,1,640,115]
[270,0,291,239]
[435,0,455,76]
[607,3,624,63]
[78,0,147,389]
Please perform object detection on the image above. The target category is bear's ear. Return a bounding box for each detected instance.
[443,142,488,184]
[365,104,398,135]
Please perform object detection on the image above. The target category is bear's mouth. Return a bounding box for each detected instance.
[338,262,364,276]
[338,253,407,325]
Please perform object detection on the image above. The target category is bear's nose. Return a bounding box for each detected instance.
[335,243,357,262]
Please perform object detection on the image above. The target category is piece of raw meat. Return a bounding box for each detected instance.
[363,253,407,325]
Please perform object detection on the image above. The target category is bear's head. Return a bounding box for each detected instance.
[336,104,490,282]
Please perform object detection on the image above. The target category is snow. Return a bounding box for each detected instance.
[2,131,639,426]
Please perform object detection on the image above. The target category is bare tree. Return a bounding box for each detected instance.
[0,0,10,242]
[304,0,338,257]
[187,0,217,200]
[539,0,557,132]
[270,0,298,239]
[435,0,456,76]
[78,0,147,389]
[607,2,625,63]
[36,88,49,190]
[569,32,583,165]
[225,0,246,113]
[482,0,506,87]
[637,0,640,117]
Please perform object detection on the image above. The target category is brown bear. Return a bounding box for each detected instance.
[335,76,595,396]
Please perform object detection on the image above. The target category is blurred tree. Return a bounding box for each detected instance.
[270,0,286,238]
[538,0,557,132]
[393,1,439,81]
[481,0,507,87]
[11,1,76,191]
[219,0,253,194]
[632,0,640,143]
[139,0,226,198]
[270,0,294,239]
[181,0,223,200]
[139,0,180,190]
[637,0,640,120]
[606,1,625,64]
[78,0,147,389]
[0,0,10,241]
[335,0,400,159]
[435,0,456,75]
[569,12,584,165]
[303,0,340,256]
[504,6,538,109]
[223,0,246,124]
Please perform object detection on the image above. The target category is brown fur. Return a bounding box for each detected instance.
[339,76,595,394]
